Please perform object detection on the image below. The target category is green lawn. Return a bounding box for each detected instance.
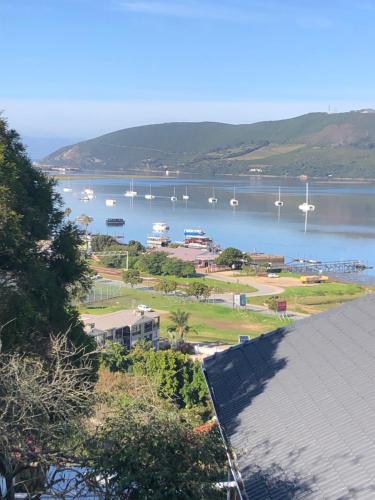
[81,287,286,344]
[248,282,368,314]
[162,275,256,294]
[89,261,257,293]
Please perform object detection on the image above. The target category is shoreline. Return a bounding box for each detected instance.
[52,172,375,184]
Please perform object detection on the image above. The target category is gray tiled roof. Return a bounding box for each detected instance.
[203,294,375,499]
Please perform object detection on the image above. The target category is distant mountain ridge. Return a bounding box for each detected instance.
[41,110,375,178]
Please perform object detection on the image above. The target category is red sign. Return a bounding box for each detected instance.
[276,300,287,312]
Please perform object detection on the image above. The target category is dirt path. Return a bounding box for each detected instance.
[202,272,286,296]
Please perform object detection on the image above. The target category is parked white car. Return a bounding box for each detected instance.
[267,273,279,278]
[137,304,152,312]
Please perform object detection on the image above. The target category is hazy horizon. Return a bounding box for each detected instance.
[3,0,375,157]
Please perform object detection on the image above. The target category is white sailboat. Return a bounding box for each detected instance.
[124,179,137,197]
[145,185,156,200]
[230,187,239,207]
[170,187,177,202]
[298,183,315,232]
[298,183,315,213]
[274,187,284,207]
[182,186,190,201]
[208,187,218,204]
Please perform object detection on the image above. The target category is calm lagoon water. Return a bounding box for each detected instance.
[57,176,375,279]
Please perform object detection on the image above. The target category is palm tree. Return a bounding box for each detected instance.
[78,214,93,252]
[167,309,196,348]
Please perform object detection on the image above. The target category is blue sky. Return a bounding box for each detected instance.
[1,0,375,155]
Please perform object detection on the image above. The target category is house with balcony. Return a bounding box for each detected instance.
[82,309,160,350]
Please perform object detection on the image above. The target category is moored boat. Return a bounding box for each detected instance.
[184,228,205,237]
[147,235,171,248]
[152,222,169,233]
[124,179,137,197]
[106,218,125,226]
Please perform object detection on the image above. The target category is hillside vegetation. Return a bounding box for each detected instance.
[42,110,375,178]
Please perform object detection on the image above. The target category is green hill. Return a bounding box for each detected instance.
[41,110,375,178]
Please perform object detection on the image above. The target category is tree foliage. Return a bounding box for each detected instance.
[101,345,207,409]
[160,257,195,277]
[0,118,93,353]
[136,252,168,275]
[92,236,145,268]
[91,234,119,252]
[122,269,142,287]
[88,400,226,499]
[154,278,177,294]
[186,282,212,301]
[216,247,244,268]
[136,252,195,277]
[167,309,197,347]
[266,295,280,311]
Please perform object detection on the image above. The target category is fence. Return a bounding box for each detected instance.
[80,283,125,304]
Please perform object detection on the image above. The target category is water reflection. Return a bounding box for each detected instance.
[58,176,375,275]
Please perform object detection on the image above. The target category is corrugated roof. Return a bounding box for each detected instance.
[155,246,217,262]
[203,293,375,499]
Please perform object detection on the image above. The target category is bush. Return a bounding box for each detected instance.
[186,282,211,300]
[122,269,142,287]
[161,257,195,277]
[266,295,279,311]
[102,346,208,409]
[136,252,168,275]
[91,234,119,252]
[155,278,178,294]
[137,252,195,277]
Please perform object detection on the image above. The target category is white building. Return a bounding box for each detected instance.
[82,309,160,350]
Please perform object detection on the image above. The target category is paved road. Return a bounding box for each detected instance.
[208,292,308,320]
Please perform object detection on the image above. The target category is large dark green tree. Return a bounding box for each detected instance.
[88,400,226,499]
[0,118,92,353]
[216,247,244,268]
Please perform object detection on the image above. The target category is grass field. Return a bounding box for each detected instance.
[247,282,368,314]
[81,287,286,344]
[162,275,257,294]
[90,264,257,293]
